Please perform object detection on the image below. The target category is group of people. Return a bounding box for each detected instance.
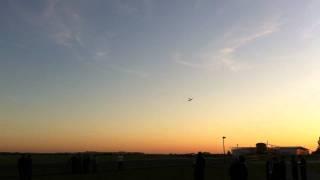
[18,154,32,180]
[70,154,97,174]
[193,152,308,180]
[193,153,249,180]
[69,153,124,173]
[16,152,309,180]
[266,155,307,180]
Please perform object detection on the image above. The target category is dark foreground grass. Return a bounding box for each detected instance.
[29,163,264,180]
[0,162,265,180]
[1,154,319,180]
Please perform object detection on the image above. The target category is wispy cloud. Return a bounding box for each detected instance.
[174,51,250,72]
[42,0,83,48]
[173,53,204,69]
[9,1,150,79]
[43,1,149,79]
[95,51,109,58]
[109,64,149,79]
[175,21,279,72]
[300,0,320,40]
[302,20,320,40]
[226,22,279,52]
[10,0,83,48]
[114,0,154,20]
[114,1,138,15]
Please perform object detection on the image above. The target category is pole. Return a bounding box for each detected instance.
[222,136,226,155]
[222,136,226,164]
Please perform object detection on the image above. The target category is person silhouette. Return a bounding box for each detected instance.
[290,155,298,180]
[194,152,205,180]
[299,156,307,180]
[238,156,248,180]
[229,156,248,180]
[229,157,240,180]
[279,156,286,180]
[25,155,32,180]
[271,156,280,180]
[266,157,273,180]
[83,154,90,174]
[74,154,82,174]
[18,154,26,180]
[117,154,124,171]
[70,155,77,174]
[91,154,97,173]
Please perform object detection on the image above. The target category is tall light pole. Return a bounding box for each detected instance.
[222,136,226,156]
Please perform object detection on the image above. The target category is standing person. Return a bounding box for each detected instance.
[192,154,197,168]
[271,156,280,180]
[83,154,90,174]
[279,156,287,180]
[229,157,240,180]
[299,156,307,180]
[25,155,32,180]
[117,154,124,171]
[266,157,273,180]
[74,154,81,174]
[194,152,206,180]
[229,156,248,180]
[91,154,97,173]
[18,154,26,180]
[238,156,248,180]
[290,155,298,180]
[71,155,77,174]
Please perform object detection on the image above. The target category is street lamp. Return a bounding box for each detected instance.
[222,136,226,156]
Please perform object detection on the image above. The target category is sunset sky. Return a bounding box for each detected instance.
[1,0,320,153]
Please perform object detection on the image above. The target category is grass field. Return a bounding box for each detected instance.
[1,154,320,180]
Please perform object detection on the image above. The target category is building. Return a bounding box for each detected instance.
[232,143,268,156]
[256,143,268,154]
[231,143,309,156]
[231,147,256,156]
[274,146,309,155]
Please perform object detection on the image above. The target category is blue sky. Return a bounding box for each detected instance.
[1,0,320,152]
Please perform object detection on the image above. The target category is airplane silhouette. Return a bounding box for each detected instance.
[188,98,193,102]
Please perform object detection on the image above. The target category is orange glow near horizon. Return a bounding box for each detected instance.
[2,90,320,153]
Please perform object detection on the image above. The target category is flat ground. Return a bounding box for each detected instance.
[0,154,320,180]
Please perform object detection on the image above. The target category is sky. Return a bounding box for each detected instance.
[1,0,320,153]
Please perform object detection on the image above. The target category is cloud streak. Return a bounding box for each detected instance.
[224,22,279,53]
[109,64,149,79]
[9,0,83,48]
[9,0,150,79]
[42,0,83,48]
[302,20,320,40]
[175,21,279,72]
